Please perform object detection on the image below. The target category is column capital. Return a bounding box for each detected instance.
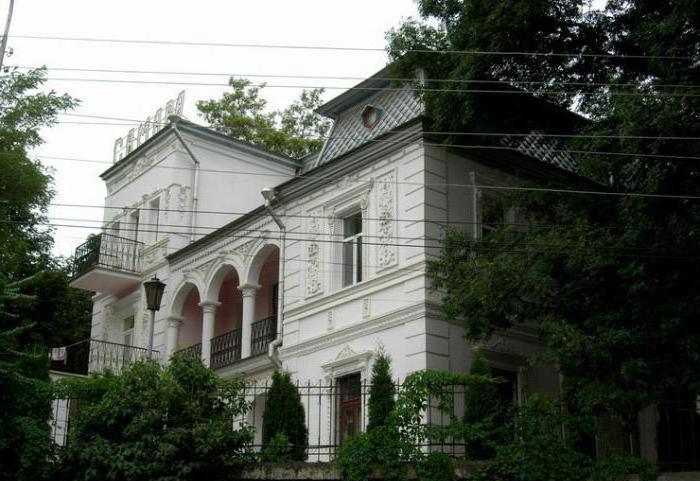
[198,301,221,314]
[238,283,261,298]
[167,315,183,328]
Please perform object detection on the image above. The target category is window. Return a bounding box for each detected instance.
[492,368,519,425]
[122,316,135,366]
[149,197,160,242]
[337,373,362,446]
[479,191,507,239]
[342,212,363,287]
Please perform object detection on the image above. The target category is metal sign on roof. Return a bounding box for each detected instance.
[112,91,185,163]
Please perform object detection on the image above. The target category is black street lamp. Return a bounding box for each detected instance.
[144,276,166,359]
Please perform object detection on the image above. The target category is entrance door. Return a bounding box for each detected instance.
[337,373,362,446]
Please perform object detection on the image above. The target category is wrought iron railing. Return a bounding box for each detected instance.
[72,233,143,278]
[210,329,242,369]
[173,342,202,362]
[250,316,276,356]
[49,338,156,375]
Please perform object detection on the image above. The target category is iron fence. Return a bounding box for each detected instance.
[49,338,157,376]
[173,342,202,361]
[72,232,143,278]
[50,380,475,458]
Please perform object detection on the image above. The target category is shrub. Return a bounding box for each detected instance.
[55,356,252,481]
[367,351,396,431]
[463,350,499,459]
[261,370,308,461]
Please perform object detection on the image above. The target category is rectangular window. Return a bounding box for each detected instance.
[337,373,362,446]
[342,212,363,287]
[149,197,160,242]
[122,316,135,367]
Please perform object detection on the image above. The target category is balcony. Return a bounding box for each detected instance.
[49,338,157,376]
[173,342,202,362]
[69,233,143,294]
[210,329,242,369]
[251,316,277,356]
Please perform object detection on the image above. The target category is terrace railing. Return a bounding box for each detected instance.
[210,329,242,369]
[72,233,143,278]
[250,316,276,356]
[173,342,202,362]
[49,338,156,376]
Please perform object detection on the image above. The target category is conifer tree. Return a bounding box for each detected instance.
[261,371,308,461]
[464,350,499,459]
[367,351,396,431]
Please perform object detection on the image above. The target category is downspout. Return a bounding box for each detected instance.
[169,115,200,243]
[262,190,286,369]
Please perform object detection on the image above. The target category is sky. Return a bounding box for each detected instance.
[1,0,420,257]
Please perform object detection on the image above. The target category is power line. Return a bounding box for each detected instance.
[13,220,700,261]
[19,76,700,97]
[54,114,700,141]
[9,34,697,60]
[11,65,700,89]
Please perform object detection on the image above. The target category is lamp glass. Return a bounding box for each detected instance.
[144,276,166,311]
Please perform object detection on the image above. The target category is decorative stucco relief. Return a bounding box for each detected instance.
[306,207,323,297]
[377,170,397,268]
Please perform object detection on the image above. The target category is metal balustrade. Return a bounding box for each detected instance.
[72,233,143,278]
[173,342,202,362]
[210,329,242,369]
[250,316,277,356]
[49,338,156,376]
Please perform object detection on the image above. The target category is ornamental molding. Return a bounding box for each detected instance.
[376,169,397,269]
[170,216,275,271]
[305,206,324,297]
[321,344,373,381]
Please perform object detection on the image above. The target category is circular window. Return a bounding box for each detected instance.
[360,105,382,129]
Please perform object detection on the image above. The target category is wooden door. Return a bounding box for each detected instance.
[338,373,362,446]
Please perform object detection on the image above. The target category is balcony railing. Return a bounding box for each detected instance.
[72,233,143,279]
[251,316,277,356]
[210,329,242,369]
[173,342,202,362]
[49,339,156,375]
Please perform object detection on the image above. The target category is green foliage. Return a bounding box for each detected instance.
[396,0,700,419]
[197,78,330,158]
[415,452,455,481]
[261,370,308,461]
[367,350,396,431]
[473,395,657,481]
[0,320,53,481]
[261,432,293,463]
[463,350,499,459]
[0,68,77,279]
[55,356,252,481]
[336,432,374,481]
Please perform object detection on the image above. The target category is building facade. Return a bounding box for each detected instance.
[64,68,696,468]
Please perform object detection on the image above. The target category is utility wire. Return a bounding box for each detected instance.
[54,113,700,141]
[12,220,699,261]
[10,65,700,89]
[19,76,700,97]
[9,34,697,60]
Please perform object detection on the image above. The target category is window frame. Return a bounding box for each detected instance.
[341,211,363,287]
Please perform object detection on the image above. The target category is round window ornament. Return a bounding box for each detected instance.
[360,105,382,129]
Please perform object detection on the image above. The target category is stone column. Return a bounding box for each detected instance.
[238,283,260,359]
[199,301,220,367]
[165,316,183,360]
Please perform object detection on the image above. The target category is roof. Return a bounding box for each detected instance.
[100,117,300,180]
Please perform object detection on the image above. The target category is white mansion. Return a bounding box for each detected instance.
[62,67,685,465]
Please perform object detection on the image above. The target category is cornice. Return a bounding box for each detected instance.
[279,301,427,359]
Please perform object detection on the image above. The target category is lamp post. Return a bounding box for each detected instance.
[144,276,166,359]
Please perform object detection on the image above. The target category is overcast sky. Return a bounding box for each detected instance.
[1,0,419,257]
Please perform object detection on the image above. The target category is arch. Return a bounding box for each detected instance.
[169,280,201,318]
[204,261,244,304]
[243,241,281,286]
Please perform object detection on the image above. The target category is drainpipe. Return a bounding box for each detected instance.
[169,115,200,243]
[261,187,285,369]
